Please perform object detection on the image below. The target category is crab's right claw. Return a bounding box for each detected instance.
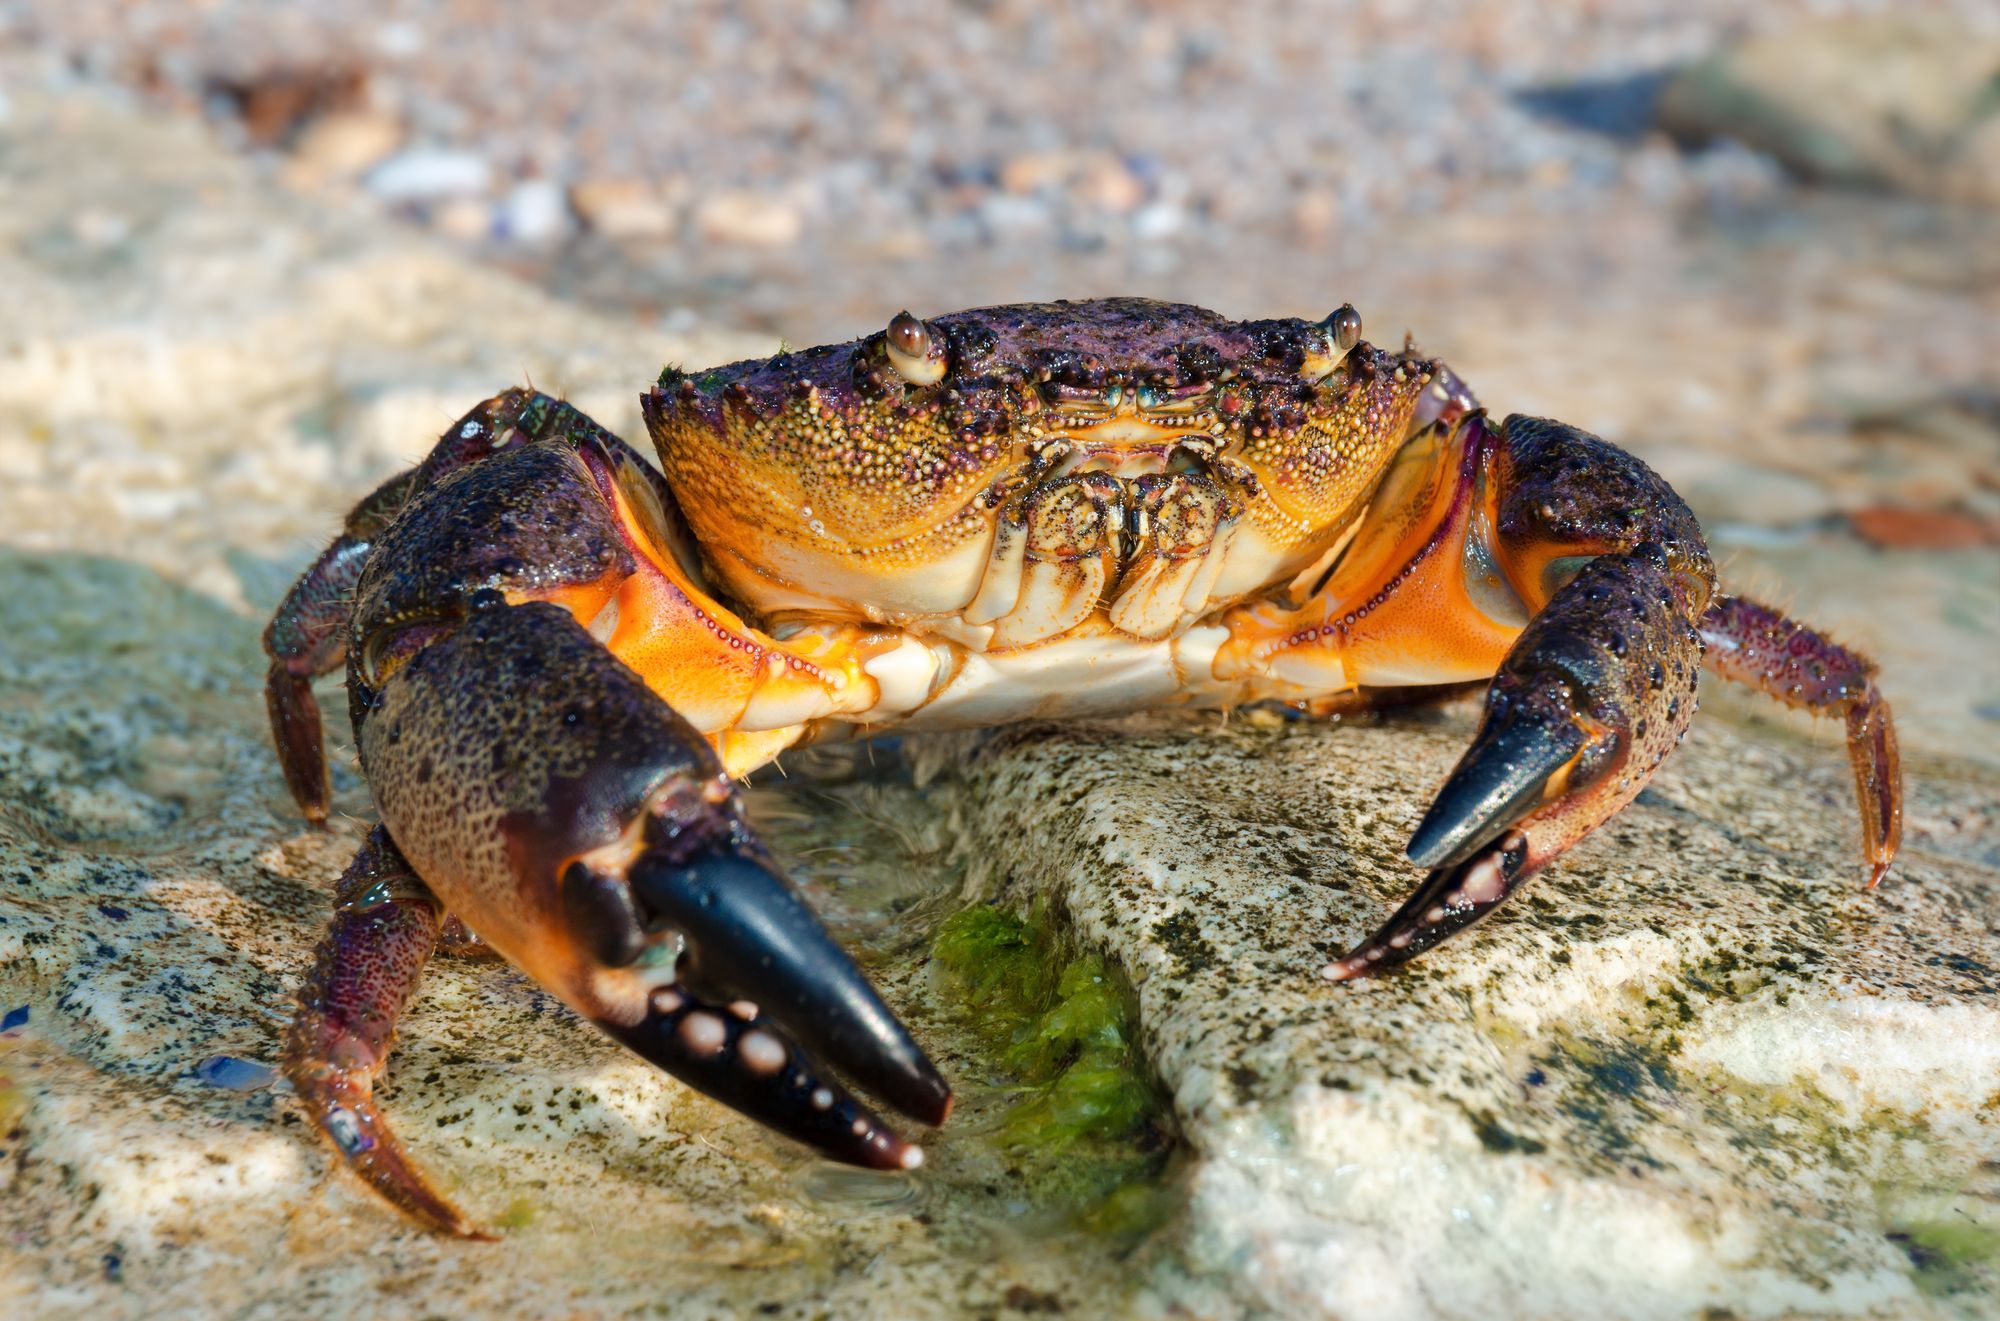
[591,839,949,1171]
[628,850,952,1130]
[362,601,950,1181]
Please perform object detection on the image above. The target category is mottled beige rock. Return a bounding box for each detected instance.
[0,88,767,609]
[1660,18,2000,207]
[933,711,2000,1319]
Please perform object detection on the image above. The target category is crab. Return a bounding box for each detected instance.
[265,298,1901,1237]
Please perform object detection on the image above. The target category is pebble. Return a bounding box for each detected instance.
[286,109,402,183]
[193,1056,277,1092]
[428,195,493,243]
[693,189,804,248]
[1848,505,2000,550]
[365,146,492,202]
[569,177,677,239]
[498,178,571,245]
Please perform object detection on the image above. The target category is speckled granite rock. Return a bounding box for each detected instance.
[0,550,1158,1318]
[929,712,2000,1318]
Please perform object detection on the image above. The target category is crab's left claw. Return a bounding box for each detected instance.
[1326,548,1706,979]
[1326,417,1715,980]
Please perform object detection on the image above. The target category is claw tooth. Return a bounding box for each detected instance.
[628,849,952,1125]
[1406,718,1585,871]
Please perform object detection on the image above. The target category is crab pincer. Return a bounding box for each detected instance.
[292,599,947,1235]
[1325,547,1706,977]
[1324,415,1902,978]
[1325,417,1716,978]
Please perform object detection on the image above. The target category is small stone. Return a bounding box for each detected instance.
[1290,189,1339,239]
[1848,505,2000,550]
[692,189,803,247]
[285,110,402,184]
[569,177,676,239]
[497,179,571,246]
[366,147,492,202]
[999,150,1072,195]
[1131,201,1185,242]
[193,1056,276,1092]
[427,196,493,243]
[1077,155,1145,215]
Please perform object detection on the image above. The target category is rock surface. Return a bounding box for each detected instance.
[1659,18,2000,207]
[2,77,1998,1321]
[932,711,2000,1318]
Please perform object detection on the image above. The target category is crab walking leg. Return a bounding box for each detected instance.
[1321,415,1717,978]
[1699,595,1902,885]
[265,389,662,822]
[283,826,488,1238]
[357,601,947,1189]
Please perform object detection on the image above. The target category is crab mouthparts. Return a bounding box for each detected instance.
[1041,433,1219,480]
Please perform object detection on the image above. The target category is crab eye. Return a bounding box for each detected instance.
[884,311,946,386]
[1329,304,1363,354]
[1301,304,1365,382]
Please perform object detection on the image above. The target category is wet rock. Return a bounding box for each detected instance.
[0,83,1150,1318]
[0,552,1147,1317]
[931,709,2000,1319]
[1659,19,2000,207]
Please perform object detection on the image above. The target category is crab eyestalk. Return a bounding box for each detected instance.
[1299,304,1364,382]
[884,310,947,386]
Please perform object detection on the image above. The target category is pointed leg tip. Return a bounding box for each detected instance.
[1867,858,1892,891]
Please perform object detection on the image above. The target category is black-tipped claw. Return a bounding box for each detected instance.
[1406,717,1584,871]
[1325,830,1533,980]
[601,985,927,1171]
[629,851,952,1128]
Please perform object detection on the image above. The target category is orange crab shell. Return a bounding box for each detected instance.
[640,298,1439,639]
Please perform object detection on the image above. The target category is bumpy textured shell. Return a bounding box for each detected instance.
[642,298,1436,625]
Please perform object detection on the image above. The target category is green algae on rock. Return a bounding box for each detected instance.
[929,903,1174,1229]
[929,710,2000,1319]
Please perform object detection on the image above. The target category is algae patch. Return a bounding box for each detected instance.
[1891,1217,2000,1298]
[931,905,1175,1231]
